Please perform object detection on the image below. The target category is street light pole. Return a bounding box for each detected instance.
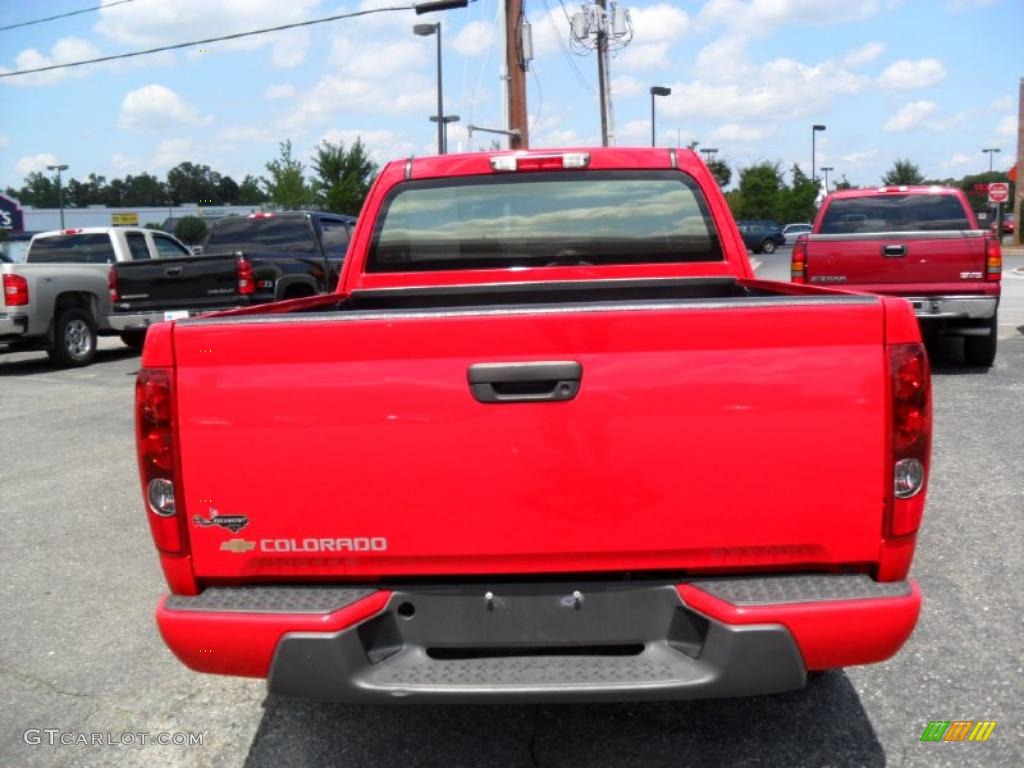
[821,166,834,190]
[649,86,671,147]
[811,124,826,181]
[46,163,69,229]
[982,147,1000,173]
[414,22,445,154]
[430,115,460,154]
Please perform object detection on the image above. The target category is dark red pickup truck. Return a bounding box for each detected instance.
[136,148,930,703]
[792,185,1002,366]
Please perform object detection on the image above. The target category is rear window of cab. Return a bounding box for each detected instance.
[820,194,972,234]
[27,234,116,263]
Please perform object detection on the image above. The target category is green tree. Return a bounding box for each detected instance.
[882,158,924,186]
[734,162,784,220]
[166,162,221,204]
[775,164,818,223]
[834,175,855,191]
[16,172,61,207]
[236,174,267,205]
[707,158,732,188]
[262,140,311,209]
[174,216,209,245]
[217,176,240,205]
[123,173,167,206]
[311,138,378,215]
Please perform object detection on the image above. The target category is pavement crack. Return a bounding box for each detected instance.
[0,663,94,699]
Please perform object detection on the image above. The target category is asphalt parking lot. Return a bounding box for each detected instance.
[1,270,1022,767]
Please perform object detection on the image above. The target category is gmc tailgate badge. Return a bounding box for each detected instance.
[193,508,249,533]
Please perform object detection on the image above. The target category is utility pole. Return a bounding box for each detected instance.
[1014,77,1023,247]
[505,0,529,149]
[596,0,610,146]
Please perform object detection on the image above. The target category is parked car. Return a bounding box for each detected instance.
[736,220,785,253]
[110,211,355,340]
[0,253,11,263]
[1,227,191,365]
[793,185,1001,366]
[999,213,1014,235]
[781,223,812,245]
[140,148,929,704]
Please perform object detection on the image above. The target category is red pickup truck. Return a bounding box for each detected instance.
[792,185,1002,366]
[137,148,929,703]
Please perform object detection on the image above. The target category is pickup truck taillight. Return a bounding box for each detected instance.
[236,256,255,295]
[136,368,188,554]
[790,238,807,283]
[3,274,29,306]
[108,267,119,303]
[984,233,1002,281]
[887,343,931,537]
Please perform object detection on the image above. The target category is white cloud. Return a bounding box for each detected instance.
[611,75,644,99]
[151,138,193,171]
[995,115,1015,138]
[263,83,296,99]
[618,119,652,143]
[661,45,867,123]
[317,128,414,163]
[698,0,881,36]
[619,43,672,72]
[16,154,59,175]
[841,42,885,67]
[878,58,946,89]
[329,36,427,80]
[271,29,311,69]
[841,150,879,166]
[529,7,569,59]
[119,85,212,130]
[990,95,1013,111]
[0,37,103,87]
[0,134,9,149]
[629,4,691,42]
[708,123,775,142]
[281,72,436,131]
[95,0,319,67]
[946,0,994,9]
[454,21,496,57]
[943,153,973,168]
[883,101,936,131]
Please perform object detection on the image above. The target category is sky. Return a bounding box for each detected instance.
[0,0,1020,194]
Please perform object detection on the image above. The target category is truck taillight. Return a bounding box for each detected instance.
[984,233,1001,281]
[490,152,590,172]
[108,267,119,303]
[136,368,188,554]
[236,256,255,295]
[3,273,29,306]
[790,238,808,283]
[887,343,931,537]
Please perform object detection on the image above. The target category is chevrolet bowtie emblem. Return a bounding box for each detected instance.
[220,539,256,553]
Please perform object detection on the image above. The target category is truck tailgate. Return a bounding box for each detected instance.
[115,256,240,313]
[804,232,986,288]
[173,298,889,579]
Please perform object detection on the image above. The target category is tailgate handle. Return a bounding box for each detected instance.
[468,361,582,404]
[164,266,184,277]
[882,244,907,257]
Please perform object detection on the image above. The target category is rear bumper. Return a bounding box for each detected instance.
[903,295,997,320]
[157,575,920,702]
[108,307,243,332]
[0,312,29,338]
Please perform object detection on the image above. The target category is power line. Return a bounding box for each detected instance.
[0,4,418,78]
[540,0,595,93]
[0,0,135,33]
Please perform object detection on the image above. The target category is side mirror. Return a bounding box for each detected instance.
[190,246,203,256]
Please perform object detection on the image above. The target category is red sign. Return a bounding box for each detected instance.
[988,182,1009,203]
[972,183,990,193]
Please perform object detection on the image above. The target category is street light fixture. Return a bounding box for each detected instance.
[649,86,671,147]
[811,124,826,182]
[430,114,460,154]
[46,163,69,229]
[414,22,447,155]
[982,147,1001,173]
[821,166,834,190]
[701,147,719,163]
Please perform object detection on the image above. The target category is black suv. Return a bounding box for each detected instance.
[736,220,786,254]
